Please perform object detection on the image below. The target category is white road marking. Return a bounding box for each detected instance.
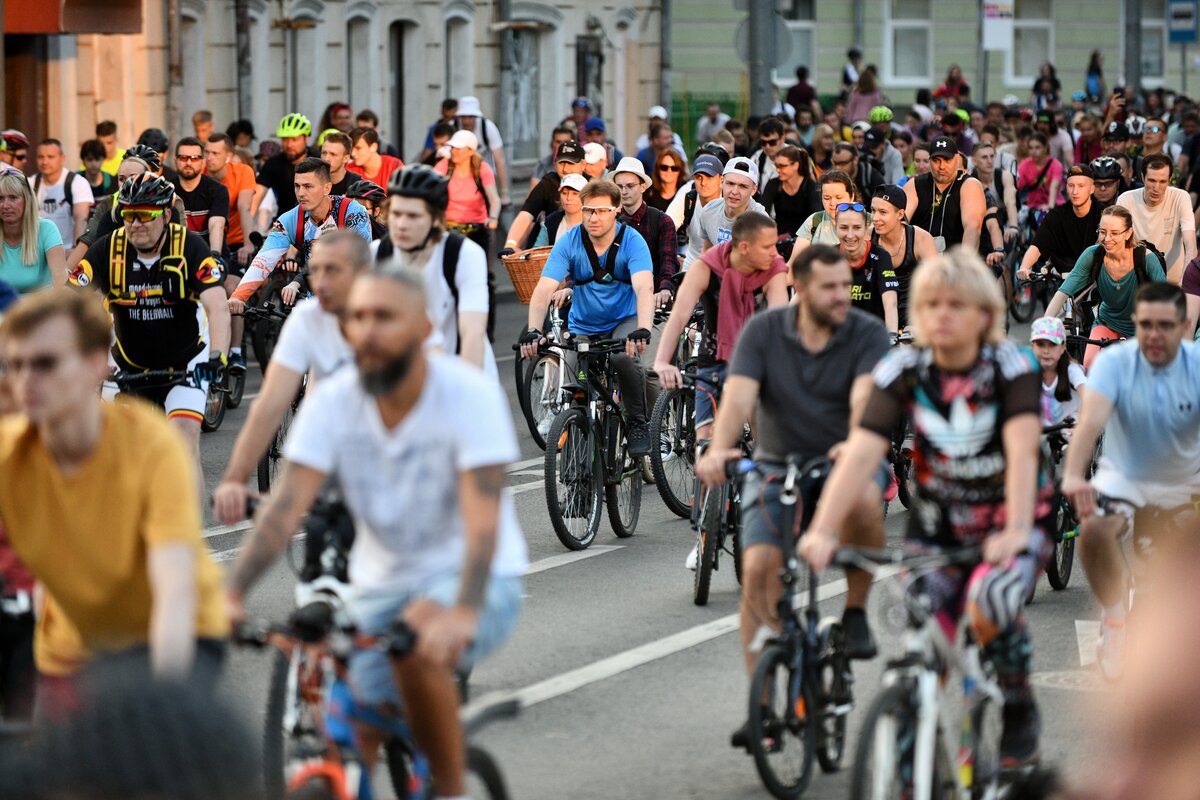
[1076,619,1100,667]
[524,545,623,575]
[509,480,545,496]
[497,354,516,363]
[464,577,851,717]
[205,521,254,539]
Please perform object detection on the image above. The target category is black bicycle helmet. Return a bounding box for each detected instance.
[695,141,732,166]
[117,173,176,208]
[121,144,163,173]
[387,165,449,212]
[1090,156,1122,181]
[346,179,386,205]
[136,127,170,153]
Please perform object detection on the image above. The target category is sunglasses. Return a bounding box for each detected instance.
[1,353,61,376]
[176,154,203,162]
[659,165,681,172]
[12,154,26,163]
[121,208,165,224]
[1146,125,1164,133]
[760,138,780,146]
[836,202,867,213]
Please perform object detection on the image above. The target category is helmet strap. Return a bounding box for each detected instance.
[135,222,171,257]
[403,226,442,255]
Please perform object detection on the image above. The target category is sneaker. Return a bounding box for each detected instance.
[1000,701,1041,769]
[1097,615,1126,682]
[685,542,700,571]
[884,469,899,502]
[842,607,878,660]
[228,352,247,375]
[627,421,653,457]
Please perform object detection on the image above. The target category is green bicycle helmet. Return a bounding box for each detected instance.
[117,174,176,209]
[868,105,894,124]
[316,127,341,147]
[276,113,313,139]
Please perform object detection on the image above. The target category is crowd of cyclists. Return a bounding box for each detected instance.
[0,53,1198,797]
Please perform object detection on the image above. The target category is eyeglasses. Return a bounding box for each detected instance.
[1135,318,1181,332]
[1096,228,1129,240]
[836,203,867,213]
[774,161,795,170]
[1146,125,1164,133]
[176,154,203,162]
[659,165,680,172]
[0,353,61,376]
[582,206,617,216]
[120,208,165,224]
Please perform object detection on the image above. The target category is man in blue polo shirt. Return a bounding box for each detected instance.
[520,179,656,455]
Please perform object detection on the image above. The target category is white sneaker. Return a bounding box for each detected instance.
[685,542,700,571]
[1097,616,1126,682]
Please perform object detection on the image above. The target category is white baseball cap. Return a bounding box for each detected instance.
[559,173,588,192]
[648,105,669,120]
[456,96,483,117]
[722,156,759,187]
[447,129,478,150]
[583,142,607,164]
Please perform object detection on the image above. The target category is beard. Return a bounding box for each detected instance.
[358,345,418,396]
[808,300,847,330]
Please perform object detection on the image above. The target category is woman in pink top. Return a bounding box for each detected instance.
[1016,132,1063,225]
[434,129,502,254]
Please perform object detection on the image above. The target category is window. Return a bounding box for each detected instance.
[576,35,603,115]
[444,15,473,97]
[507,28,542,161]
[1142,0,1167,81]
[180,13,206,117]
[346,17,372,111]
[773,0,814,87]
[884,0,932,87]
[1006,0,1054,85]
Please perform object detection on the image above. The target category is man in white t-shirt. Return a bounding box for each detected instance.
[372,165,495,377]
[1117,154,1196,284]
[211,231,363,525]
[700,157,766,251]
[33,138,93,249]
[227,265,527,799]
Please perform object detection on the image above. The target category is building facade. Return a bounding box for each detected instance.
[4,0,665,170]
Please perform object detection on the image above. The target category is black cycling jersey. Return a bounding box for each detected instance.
[912,172,969,248]
[172,175,229,247]
[68,223,224,370]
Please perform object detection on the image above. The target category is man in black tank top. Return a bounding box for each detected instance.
[903,136,986,252]
[870,185,939,329]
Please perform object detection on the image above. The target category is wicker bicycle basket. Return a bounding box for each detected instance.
[502,246,552,304]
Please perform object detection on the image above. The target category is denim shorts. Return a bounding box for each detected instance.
[347,573,523,707]
[740,460,889,550]
[693,363,727,429]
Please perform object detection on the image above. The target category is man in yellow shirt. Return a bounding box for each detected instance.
[0,290,228,688]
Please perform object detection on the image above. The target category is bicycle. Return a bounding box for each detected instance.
[886,331,917,511]
[1065,332,1124,368]
[535,337,643,550]
[238,302,307,492]
[729,456,855,799]
[111,367,227,432]
[690,437,747,606]
[517,305,569,451]
[237,595,516,800]
[251,261,302,373]
[1040,417,1104,592]
[841,544,1024,800]
[648,305,706,519]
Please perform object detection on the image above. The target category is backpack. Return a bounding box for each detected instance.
[107,222,190,301]
[571,224,631,286]
[374,232,467,353]
[677,189,699,248]
[294,196,352,269]
[33,170,75,213]
[1081,243,1162,297]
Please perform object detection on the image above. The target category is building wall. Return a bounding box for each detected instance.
[25,0,662,172]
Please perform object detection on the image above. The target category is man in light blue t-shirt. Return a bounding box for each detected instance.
[519,178,656,455]
[1062,282,1200,680]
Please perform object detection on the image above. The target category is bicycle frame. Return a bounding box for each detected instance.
[568,339,632,489]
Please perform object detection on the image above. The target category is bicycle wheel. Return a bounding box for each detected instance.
[384,737,425,800]
[521,353,566,451]
[815,619,851,774]
[262,649,290,800]
[201,384,226,432]
[732,519,744,586]
[605,415,642,538]
[257,403,294,493]
[649,387,696,519]
[465,745,511,800]
[1046,497,1076,590]
[544,408,602,550]
[227,367,247,408]
[849,682,917,800]
[749,644,815,799]
[1010,280,1037,324]
[968,688,1004,799]
[693,485,723,606]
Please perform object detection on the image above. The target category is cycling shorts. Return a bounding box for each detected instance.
[103,344,211,425]
[347,573,523,708]
[1092,458,1200,518]
[693,363,726,429]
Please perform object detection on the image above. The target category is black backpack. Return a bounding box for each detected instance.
[677,189,699,248]
[374,232,467,352]
[1081,242,1163,297]
[33,171,75,212]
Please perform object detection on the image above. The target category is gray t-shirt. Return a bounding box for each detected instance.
[700,197,767,251]
[729,306,890,462]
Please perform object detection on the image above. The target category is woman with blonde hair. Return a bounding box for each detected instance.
[0,171,65,293]
[434,129,502,255]
[809,124,836,174]
[800,246,1052,770]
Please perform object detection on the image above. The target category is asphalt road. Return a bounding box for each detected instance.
[206,297,1110,799]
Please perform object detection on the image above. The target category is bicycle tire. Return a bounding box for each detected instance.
[605,415,642,538]
[227,367,247,408]
[1046,498,1076,590]
[649,387,696,518]
[749,643,816,799]
[969,687,1004,800]
[465,745,511,800]
[1010,280,1037,324]
[262,648,290,800]
[849,682,917,800]
[520,353,566,451]
[257,403,294,493]
[201,384,226,432]
[384,737,424,800]
[732,519,744,586]
[815,619,851,774]
[544,408,602,550]
[693,485,723,606]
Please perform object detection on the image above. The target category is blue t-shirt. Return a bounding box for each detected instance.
[0,218,63,293]
[1088,339,1200,484]
[541,223,652,335]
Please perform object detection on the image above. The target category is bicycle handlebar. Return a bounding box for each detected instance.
[832,544,984,572]
[1066,333,1124,347]
[110,369,198,390]
[1041,417,1077,436]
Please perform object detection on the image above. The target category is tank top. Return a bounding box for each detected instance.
[912,172,969,248]
[872,224,917,328]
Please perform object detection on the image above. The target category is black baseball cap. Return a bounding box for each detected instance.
[874,185,906,210]
[863,128,887,149]
[1104,122,1131,140]
[1067,163,1095,180]
[556,140,584,164]
[929,136,959,159]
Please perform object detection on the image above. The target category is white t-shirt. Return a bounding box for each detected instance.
[270,298,354,382]
[370,235,497,377]
[699,197,767,249]
[1117,186,1196,282]
[1041,362,1086,427]
[33,168,93,249]
[283,356,529,592]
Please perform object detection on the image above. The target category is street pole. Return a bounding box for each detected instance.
[660,0,672,110]
[748,0,773,117]
[976,1,988,105]
[166,0,183,146]
[235,0,252,122]
[1183,43,1189,96]
[1124,0,1142,97]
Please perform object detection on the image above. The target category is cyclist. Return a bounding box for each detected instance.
[801,249,1053,768]
[835,201,899,335]
[671,152,726,270]
[255,113,316,216]
[211,232,364,526]
[700,157,765,252]
[373,166,494,375]
[787,170,860,261]
[1029,316,1086,433]
[345,179,388,239]
[1090,155,1125,206]
[694,244,890,748]
[519,179,657,456]
[171,137,228,252]
[1044,205,1166,370]
[66,174,230,496]
[970,141,1017,270]
[905,135,987,252]
[870,184,938,330]
[0,290,228,687]
[227,266,528,798]
[1061,283,1200,681]
[230,157,372,309]
[652,211,790,568]
[205,132,258,376]
[1016,163,1103,282]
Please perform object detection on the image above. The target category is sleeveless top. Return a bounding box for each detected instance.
[872,224,918,329]
[912,172,969,248]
